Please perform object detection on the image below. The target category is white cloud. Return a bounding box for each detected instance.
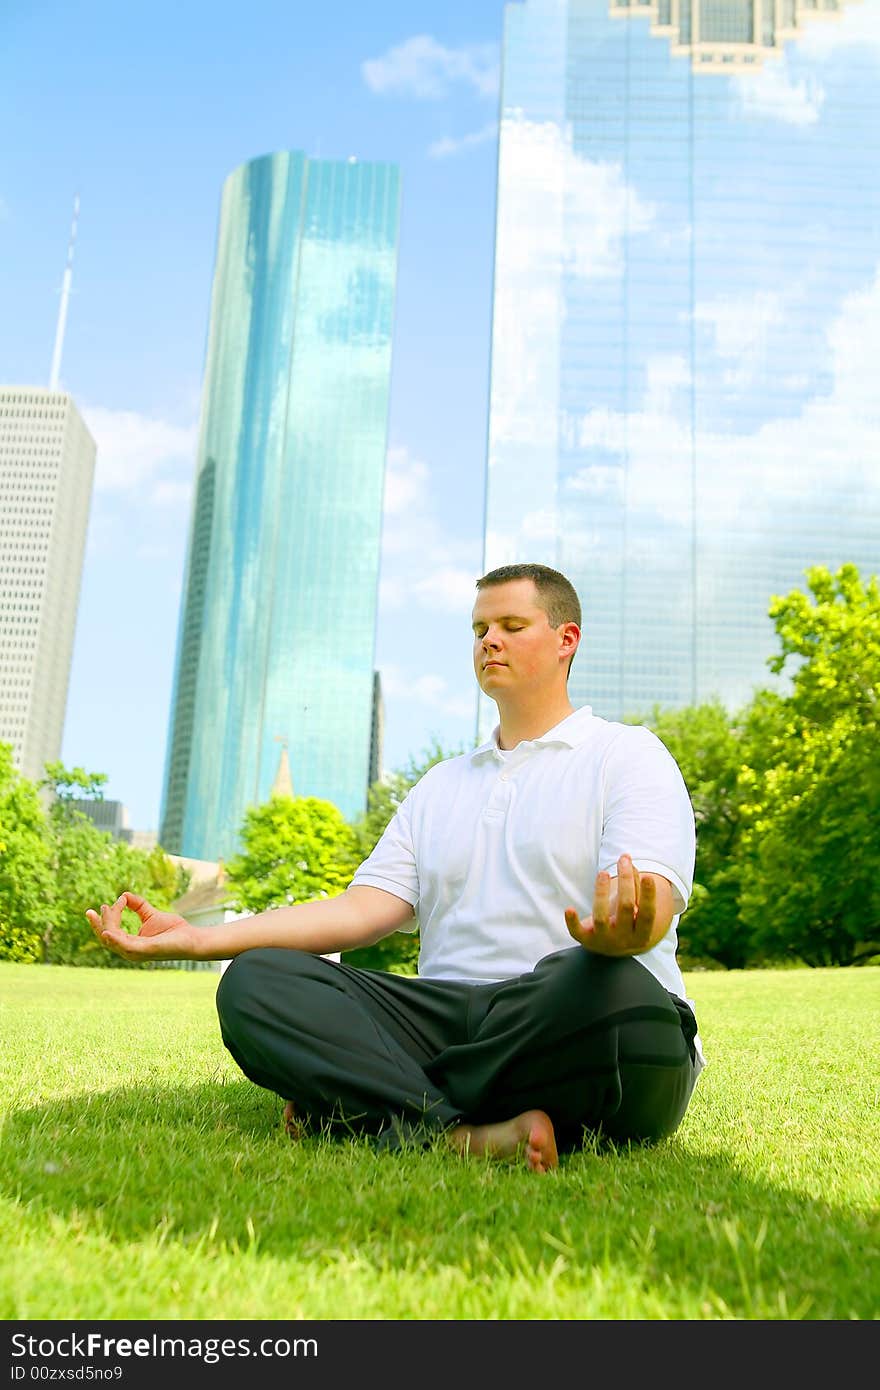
[378,443,481,617]
[645,355,692,413]
[380,663,477,719]
[82,405,197,498]
[378,573,407,608]
[381,443,479,558]
[382,444,430,515]
[563,263,880,532]
[362,35,499,100]
[495,117,655,281]
[485,116,657,478]
[691,289,804,389]
[734,61,824,126]
[428,121,498,159]
[796,0,880,59]
[824,266,880,408]
[151,479,193,508]
[693,290,786,360]
[412,567,479,612]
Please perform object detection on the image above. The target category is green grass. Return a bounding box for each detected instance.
[1,961,877,1320]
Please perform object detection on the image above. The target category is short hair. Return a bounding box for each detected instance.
[475,563,582,678]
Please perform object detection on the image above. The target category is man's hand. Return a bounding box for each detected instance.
[85,893,201,963]
[564,854,672,957]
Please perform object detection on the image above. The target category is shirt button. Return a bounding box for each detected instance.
[500,773,509,782]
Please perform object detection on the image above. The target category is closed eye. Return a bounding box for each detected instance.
[473,621,527,636]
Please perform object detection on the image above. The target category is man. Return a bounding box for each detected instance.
[87,563,703,1173]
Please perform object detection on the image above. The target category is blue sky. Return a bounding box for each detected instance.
[0,0,511,830]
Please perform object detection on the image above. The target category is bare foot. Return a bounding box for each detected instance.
[282,1100,304,1141]
[448,1109,559,1173]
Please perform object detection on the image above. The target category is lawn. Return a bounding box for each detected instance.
[0,960,877,1320]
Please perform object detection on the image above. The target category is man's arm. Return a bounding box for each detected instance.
[86,884,415,965]
[564,853,675,957]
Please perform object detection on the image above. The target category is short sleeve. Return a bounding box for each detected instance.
[599,726,696,913]
[349,791,420,930]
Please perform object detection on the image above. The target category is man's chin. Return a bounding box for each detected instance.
[479,668,508,694]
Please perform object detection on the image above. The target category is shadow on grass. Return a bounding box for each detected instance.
[1,1078,875,1318]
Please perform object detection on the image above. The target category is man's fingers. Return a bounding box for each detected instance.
[105,893,146,930]
[616,855,636,924]
[567,906,595,950]
[85,900,129,942]
[592,870,611,927]
[638,872,656,925]
[84,906,131,962]
[100,900,125,932]
[564,906,592,944]
[85,891,153,969]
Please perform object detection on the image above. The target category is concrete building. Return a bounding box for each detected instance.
[608,0,852,72]
[369,669,385,791]
[66,796,158,850]
[0,387,95,781]
[68,796,130,839]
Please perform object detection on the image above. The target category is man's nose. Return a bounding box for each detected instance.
[482,628,501,649]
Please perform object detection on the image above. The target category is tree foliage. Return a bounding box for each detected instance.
[0,743,54,961]
[225,795,361,915]
[642,700,754,969]
[640,564,879,969]
[39,763,190,966]
[737,565,880,966]
[0,751,189,966]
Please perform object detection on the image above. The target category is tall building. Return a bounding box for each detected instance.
[161,151,401,860]
[65,796,157,849]
[0,388,95,781]
[369,669,385,790]
[480,0,879,734]
[68,796,131,839]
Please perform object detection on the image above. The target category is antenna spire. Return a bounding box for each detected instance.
[49,194,80,392]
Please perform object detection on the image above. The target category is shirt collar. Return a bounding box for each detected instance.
[470,706,595,762]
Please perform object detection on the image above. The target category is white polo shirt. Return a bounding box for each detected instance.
[352,706,703,1065]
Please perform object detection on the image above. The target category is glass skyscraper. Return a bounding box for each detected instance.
[481,0,879,734]
[161,151,400,860]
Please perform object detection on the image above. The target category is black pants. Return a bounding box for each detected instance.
[216,945,698,1152]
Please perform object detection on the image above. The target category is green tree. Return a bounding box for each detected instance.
[145,844,192,903]
[739,565,880,967]
[0,742,54,961]
[642,701,754,969]
[39,761,189,966]
[766,562,880,726]
[45,760,108,804]
[225,795,361,915]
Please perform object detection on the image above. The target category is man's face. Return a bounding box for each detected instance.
[471,578,577,697]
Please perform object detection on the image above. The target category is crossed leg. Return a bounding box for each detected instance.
[218,946,695,1172]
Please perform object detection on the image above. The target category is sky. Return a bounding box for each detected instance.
[0,0,512,831]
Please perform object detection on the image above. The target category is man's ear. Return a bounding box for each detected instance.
[560,622,580,658]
